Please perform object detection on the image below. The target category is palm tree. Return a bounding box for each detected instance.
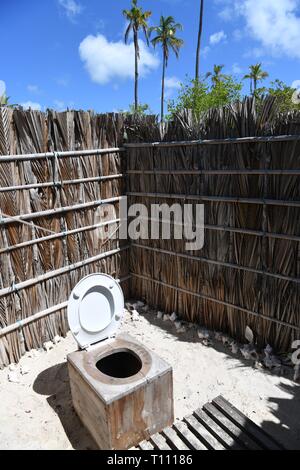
[195,0,204,81]
[0,93,10,105]
[150,16,183,121]
[123,0,152,112]
[205,64,227,86]
[243,63,269,95]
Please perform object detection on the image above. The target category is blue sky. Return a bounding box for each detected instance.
[1,0,300,114]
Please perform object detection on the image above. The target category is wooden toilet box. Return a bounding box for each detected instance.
[67,334,174,450]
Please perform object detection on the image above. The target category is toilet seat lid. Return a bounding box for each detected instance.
[67,273,124,349]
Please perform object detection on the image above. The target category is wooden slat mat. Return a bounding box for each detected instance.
[135,396,284,451]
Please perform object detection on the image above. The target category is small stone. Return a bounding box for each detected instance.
[202,338,212,347]
[131,310,140,321]
[197,328,210,340]
[215,331,223,341]
[230,341,239,355]
[20,365,30,376]
[9,364,18,372]
[157,311,163,320]
[221,334,231,346]
[177,326,186,334]
[136,301,145,308]
[175,321,182,330]
[163,314,170,322]
[254,361,264,370]
[142,305,150,312]
[53,335,62,345]
[8,372,20,383]
[43,341,54,352]
[170,312,178,322]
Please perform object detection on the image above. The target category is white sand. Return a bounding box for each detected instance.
[0,306,299,450]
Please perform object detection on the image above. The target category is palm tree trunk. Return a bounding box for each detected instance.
[161,52,166,122]
[133,29,139,111]
[195,0,204,81]
[254,78,257,93]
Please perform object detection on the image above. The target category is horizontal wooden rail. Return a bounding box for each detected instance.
[133,216,300,243]
[0,275,131,338]
[127,169,300,176]
[0,219,123,255]
[0,174,124,193]
[124,134,300,149]
[132,243,300,284]
[127,192,300,208]
[0,196,124,226]
[0,147,126,163]
[131,272,300,332]
[0,245,130,298]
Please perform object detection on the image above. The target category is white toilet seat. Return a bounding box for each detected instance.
[68,273,124,349]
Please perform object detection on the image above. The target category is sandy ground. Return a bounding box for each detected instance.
[1,304,300,450]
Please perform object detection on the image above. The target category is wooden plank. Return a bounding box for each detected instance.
[173,421,208,450]
[184,415,226,450]
[194,408,244,450]
[139,440,154,450]
[212,396,284,450]
[162,427,189,450]
[203,403,262,450]
[150,433,172,451]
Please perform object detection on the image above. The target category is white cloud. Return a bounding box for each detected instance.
[232,63,243,74]
[58,0,82,20]
[79,34,159,85]
[27,84,40,94]
[165,76,181,90]
[21,101,42,111]
[165,76,181,98]
[201,46,210,58]
[0,80,6,96]
[53,99,66,110]
[292,80,300,89]
[209,31,227,45]
[237,0,300,59]
[218,7,232,21]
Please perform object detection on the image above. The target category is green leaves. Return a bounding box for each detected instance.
[149,16,183,65]
[168,76,242,118]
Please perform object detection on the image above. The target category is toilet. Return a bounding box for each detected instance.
[67,273,174,450]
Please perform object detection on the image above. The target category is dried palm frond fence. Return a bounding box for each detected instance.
[0,108,132,368]
[0,98,300,367]
[126,98,300,352]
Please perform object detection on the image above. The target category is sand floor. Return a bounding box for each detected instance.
[0,304,300,450]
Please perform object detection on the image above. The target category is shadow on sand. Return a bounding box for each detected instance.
[33,362,97,450]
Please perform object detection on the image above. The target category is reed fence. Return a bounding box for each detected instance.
[126,98,300,352]
[0,108,130,367]
[0,98,300,367]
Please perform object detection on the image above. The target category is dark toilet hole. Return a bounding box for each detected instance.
[96,349,142,378]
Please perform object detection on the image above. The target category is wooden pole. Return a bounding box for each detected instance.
[0,218,123,254]
[131,272,300,332]
[0,245,130,298]
[0,147,126,163]
[124,134,300,149]
[127,192,300,208]
[0,174,124,193]
[0,196,124,226]
[127,169,300,176]
[131,243,300,284]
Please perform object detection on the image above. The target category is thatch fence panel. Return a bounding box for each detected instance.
[127,98,300,352]
[0,109,129,367]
